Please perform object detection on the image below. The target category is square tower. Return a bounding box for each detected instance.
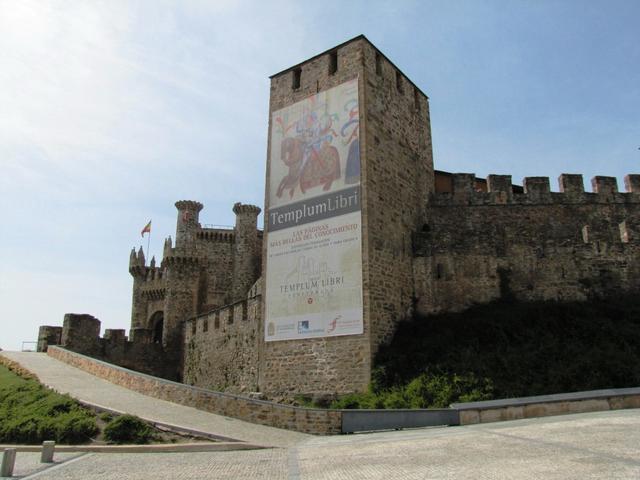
[261,35,434,397]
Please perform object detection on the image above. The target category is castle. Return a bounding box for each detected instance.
[38,35,640,402]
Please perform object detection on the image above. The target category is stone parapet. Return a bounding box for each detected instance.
[436,173,640,206]
[47,346,342,435]
[61,314,101,356]
[453,388,640,425]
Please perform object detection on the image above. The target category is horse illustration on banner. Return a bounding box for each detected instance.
[274,94,358,199]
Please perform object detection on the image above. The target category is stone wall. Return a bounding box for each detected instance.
[47,346,342,435]
[196,229,234,309]
[183,296,261,394]
[37,326,62,352]
[414,173,640,314]
[51,314,177,380]
[61,314,101,356]
[359,40,434,351]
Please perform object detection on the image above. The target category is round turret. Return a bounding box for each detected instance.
[175,200,204,250]
[231,203,262,302]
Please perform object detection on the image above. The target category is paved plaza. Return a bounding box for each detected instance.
[3,410,639,479]
[2,352,640,479]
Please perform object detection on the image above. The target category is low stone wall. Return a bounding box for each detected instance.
[47,346,341,435]
[452,388,640,425]
[45,346,640,434]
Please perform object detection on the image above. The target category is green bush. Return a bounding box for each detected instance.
[98,412,114,423]
[331,371,493,410]
[0,365,98,444]
[103,415,155,444]
[404,372,493,408]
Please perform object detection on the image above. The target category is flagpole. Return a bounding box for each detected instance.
[146,220,151,266]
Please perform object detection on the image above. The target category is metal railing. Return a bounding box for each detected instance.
[21,341,37,352]
[341,408,459,433]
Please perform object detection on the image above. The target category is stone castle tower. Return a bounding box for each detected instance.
[127,200,262,379]
[259,35,435,396]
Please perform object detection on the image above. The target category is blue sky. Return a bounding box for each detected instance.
[1,0,638,350]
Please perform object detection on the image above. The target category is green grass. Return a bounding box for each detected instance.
[331,295,640,409]
[0,364,99,444]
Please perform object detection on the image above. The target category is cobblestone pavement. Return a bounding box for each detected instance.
[0,352,308,447]
[9,409,640,479]
[0,452,84,478]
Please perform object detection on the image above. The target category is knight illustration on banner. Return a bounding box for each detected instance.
[272,79,360,204]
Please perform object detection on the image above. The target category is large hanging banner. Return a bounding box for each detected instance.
[265,78,362,341]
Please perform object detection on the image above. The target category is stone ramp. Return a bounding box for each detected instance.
[0,352,310,448]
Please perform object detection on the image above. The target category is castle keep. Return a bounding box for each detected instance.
[39,36,640,401]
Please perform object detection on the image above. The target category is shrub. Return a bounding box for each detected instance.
[332,295,639,410]
[103,415,155,444]
[404,371,493,408]
[0,365,98,444]
[98,412,114,423]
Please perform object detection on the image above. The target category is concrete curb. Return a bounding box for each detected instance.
[76,401,243,443]
[0,442,269,453]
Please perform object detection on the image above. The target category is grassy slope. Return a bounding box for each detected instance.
[332,295,640,409]
[0,363,99,444]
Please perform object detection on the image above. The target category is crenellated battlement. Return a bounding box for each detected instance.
[141,287,166,301]
[432,173,640,206]
[183,292,262,393]
[232,202,262,216]
[128,246,146,276]
[162,253,201,266]
[197,228,235,242]
[416,169,640,317]
[175,200,204,212]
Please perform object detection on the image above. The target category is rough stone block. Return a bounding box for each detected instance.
[130,328,152,344]
[567,399,610,414]
[37,326,62,352]
[624,174,640,193]
[104,329,126,343]
[591,176,618,194]
[61,314,101,355]
[558,174,584,193]
[523,177,551,197]
[609,395,640,410]
[479,408,504,423]
[487,175,512,193]
[452,174,476,195]
[523,401,569,418]
[459,410,480,425]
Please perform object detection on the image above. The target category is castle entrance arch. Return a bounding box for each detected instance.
[149,311,164,344]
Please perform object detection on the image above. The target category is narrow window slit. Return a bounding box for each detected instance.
[329,50,338,75]
[292,68,301,90]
